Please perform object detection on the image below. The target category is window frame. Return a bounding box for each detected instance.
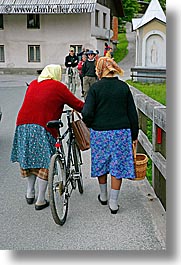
[27,14,40,29]
[103,12,107,29]
[70,45,83,60]
[95,9,99,27]
[0,14,4,29]
[28,45,41,62]
[0,45,5,62]
[70,45,82,54]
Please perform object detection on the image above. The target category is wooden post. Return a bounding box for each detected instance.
[130,85,166,209]
[152,106,166,208]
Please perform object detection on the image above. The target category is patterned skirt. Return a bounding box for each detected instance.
[90,129,136,179]
[11,124,56,180]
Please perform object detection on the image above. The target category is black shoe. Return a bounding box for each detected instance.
[35,200,49,210]
[98,194,107,205]
[25,196,35,205]
[109,205,119,214]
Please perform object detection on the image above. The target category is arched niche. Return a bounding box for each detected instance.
[142,30,166,67]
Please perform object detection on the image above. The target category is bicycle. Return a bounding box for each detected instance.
[66,67,78,94]
[46,109,83,226]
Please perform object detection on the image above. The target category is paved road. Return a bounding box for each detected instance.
[0,73,166,250]
[0,23,166,250]
[118,22,136,81]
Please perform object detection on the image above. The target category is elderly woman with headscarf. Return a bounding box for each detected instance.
[11,64,84,210]
[82,57,139,214]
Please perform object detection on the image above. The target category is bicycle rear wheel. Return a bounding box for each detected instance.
[72,140,83,194]
[48,154,68,226]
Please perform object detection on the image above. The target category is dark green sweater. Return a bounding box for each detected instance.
[82,59,97,77]
[82,77,139,140]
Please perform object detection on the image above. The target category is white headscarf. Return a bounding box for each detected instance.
[38,64,62,83]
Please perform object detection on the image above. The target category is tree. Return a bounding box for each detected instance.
[121,0,166,23]
[122,0,140,22]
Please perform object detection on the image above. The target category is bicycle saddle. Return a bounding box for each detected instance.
[46,120,63,129]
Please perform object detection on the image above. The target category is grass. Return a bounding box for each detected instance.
[127,81,166,105]
[114,32,166,106]
[113,33,128,63]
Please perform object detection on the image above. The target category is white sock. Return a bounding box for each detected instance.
[109,189,120,210]
[27,174,36,198]
[99,183,107,201]
[36,177,48,205]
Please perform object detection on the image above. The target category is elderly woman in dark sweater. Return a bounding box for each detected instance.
[82,57,139,214]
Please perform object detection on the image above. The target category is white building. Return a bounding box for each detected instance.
[132,0,166,69]
[0,0,124,73]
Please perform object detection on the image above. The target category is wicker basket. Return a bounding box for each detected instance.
[131,143,148,181]
[133,153,148,180]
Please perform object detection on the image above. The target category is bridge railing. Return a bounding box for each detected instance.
[130,86,166,209]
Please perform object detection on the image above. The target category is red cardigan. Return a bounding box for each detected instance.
[16,79,84,138]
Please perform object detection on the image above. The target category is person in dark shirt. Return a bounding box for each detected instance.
[82,57,139,214]
[82,50,97,99]
[65,47,79,68]
[65,47,79,92]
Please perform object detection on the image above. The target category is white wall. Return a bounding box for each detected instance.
[91,3,110,36]
[91,3,110,55]
[0,13,92,69]
[0,3,112,70]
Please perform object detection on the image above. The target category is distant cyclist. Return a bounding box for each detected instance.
[65,47,79,69]
[65,47,79,93]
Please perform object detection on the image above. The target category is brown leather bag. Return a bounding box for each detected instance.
[71,110,90,151]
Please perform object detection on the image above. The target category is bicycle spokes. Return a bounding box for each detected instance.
[48,154,68,226]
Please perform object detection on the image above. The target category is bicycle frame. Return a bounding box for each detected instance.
[47,109,83,225]
[54,110,76,189]
[66,67,77,94]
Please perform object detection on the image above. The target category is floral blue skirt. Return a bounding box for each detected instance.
[90,129,135,179]
[11,124,56,169]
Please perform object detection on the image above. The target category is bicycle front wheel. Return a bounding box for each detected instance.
[71,77,76,94]
[67,75,72,90]
[48,154,68,226]
[72,140,83,194]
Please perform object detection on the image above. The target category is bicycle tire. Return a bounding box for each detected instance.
[67,75,72,91]
[48,154,68,226]
[71,77,76,94]
[72,140,83,194]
